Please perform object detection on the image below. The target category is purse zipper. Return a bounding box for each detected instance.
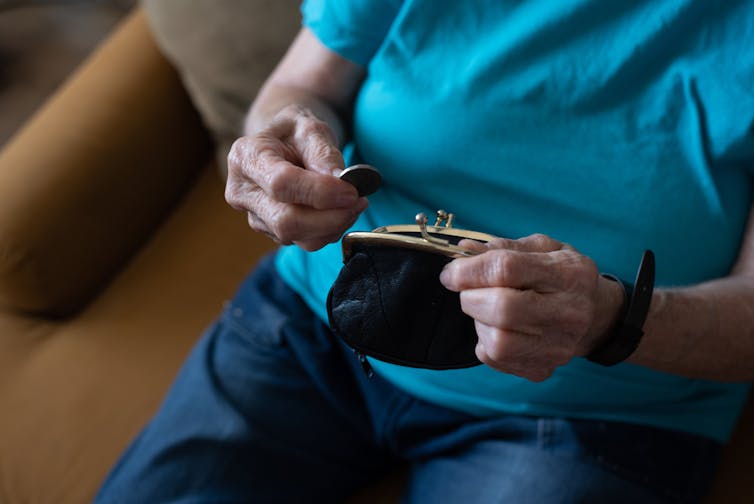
[355,350,375,378]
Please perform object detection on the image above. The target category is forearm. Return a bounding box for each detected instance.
[629,274,754,381]
[243,29,364,146]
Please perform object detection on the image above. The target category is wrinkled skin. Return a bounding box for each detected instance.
[225,104,367,252]
[441,235,623,381]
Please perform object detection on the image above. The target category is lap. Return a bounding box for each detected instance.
[95,255,721,504]
[95,256,395,504]
[404,439,659,504]
[401,416,720,504]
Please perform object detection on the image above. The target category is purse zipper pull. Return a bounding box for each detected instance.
[355,350,375,378]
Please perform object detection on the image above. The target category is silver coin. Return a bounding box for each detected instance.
[339,164,382,197]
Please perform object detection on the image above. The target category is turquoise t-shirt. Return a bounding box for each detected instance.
[277,0,754,442]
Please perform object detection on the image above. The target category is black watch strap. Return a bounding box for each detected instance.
[587,250,655,366]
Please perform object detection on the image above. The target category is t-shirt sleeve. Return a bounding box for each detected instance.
[301,0,403,66]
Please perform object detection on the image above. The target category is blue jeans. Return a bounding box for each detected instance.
[95,255,721,503]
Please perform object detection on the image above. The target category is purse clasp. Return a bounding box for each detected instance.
[341,209,496,261]
[416,211,455,246]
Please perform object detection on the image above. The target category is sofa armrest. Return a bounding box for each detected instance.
[0,8,213,317]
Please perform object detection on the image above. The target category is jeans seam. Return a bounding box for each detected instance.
[537,418,553,450]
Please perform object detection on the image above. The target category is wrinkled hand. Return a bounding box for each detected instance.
[225,105,367,251]
[440,234,624,382]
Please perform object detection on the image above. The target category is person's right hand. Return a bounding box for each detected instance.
[225,105,368,251]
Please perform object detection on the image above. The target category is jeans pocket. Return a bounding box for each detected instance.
[572,420,721,503]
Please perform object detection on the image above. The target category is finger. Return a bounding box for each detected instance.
[293,204,366,251]
[474,322,559,382]
[461,285,592,336]
[457,239,488,253]
[239,138,358,210]
[256,197,368,250]
[458,234,565,257]
[474,322,532,363]
[440,249,562,292]
[459,287,548,335]
[262,152,358,210]
[246,212,280,243]
[474,322,546,374]
[486,234,565,253]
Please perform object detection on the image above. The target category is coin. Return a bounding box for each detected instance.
[339,164,382,197]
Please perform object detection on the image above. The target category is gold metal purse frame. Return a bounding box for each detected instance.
[341,210,496,261]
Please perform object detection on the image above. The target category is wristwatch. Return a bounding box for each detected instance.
[586,250,655,366]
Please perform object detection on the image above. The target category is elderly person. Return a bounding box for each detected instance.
[96,1,754,502]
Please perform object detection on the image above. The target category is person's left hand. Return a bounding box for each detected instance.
[439,234,625,382]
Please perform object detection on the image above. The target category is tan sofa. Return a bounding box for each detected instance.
[0,8,751,504]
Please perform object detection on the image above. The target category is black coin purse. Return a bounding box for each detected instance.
[327,210,496,370]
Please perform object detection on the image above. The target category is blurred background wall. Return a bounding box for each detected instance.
[0,0,134,147]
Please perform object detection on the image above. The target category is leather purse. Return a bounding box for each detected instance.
[327,210,496,370]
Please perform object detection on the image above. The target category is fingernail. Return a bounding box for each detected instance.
[475,341,485,358]
[440,265,452,285]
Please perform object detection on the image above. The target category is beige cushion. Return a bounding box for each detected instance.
[0,9,212,316]
[142,0,302,175]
